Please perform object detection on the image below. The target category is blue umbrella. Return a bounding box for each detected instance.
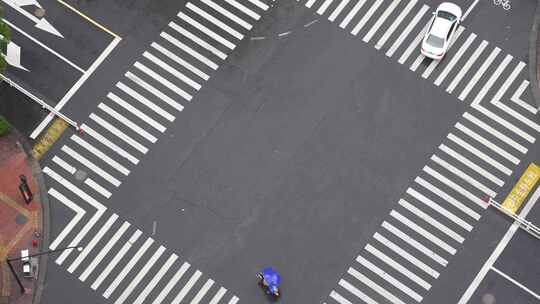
[262,267,282,287]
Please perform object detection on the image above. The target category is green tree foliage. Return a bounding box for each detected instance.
[0,115,11,136]
[0,7,11,73]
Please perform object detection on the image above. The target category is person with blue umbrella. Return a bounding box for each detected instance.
[257,267,282,297]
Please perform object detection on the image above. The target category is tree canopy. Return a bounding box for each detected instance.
[0,7,11,72]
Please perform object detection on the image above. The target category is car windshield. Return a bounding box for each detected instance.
[438,11,457,21]
[426,34,445,48]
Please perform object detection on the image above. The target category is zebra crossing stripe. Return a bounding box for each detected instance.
[208,287,227,304]
[52,155,76,174]
[337,279,376,304]
[491,61,525,103]
[133,254,178,304]
[463,113,526,154]
[458,47,500,101]
[339,0,367,29]
[62,144,122,186]
[511,80,537,114]
[191,279,215,304]
[317,0,335,15]
[151,262,191,304]
[151,42,210,81]
[177,12,236,50]
[143,51,202,90]
[84,178,112,198]
[186,3,244,40]
[171,270,202,304]
[161,31,219,69]
[473,105,535,143]
[133,62,192,103]
[493,101,540,133]
[375,0,417,50]
[200,0,252,30]
[363,0,401,43]
[348,266,406,304]
[398,16,433,64]
[98,103,158,143]
[434,33,476,86]
[90,113,149,154]
[247,0,268,10]
[328,0,351,22]
[351,0,383,36]
[224,0,260,20]
[169,22,227,60]
[305,0,318,8]
[107,92,166,133]
[446,40,487,94]
[47,188,86,250]
[71,134,131,176]
[117,81,176,122]
[421,26,465,78]
[471,54,512,106]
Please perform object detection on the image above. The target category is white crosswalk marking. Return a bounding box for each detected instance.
[387,5,428,57]
[52,155,76,174]
[107,92,166,133]
[328,0,351,22]
[151,42,210,81]
[491,61,525,103]
[152,262,191,304]
[71,134,130,176]
[511,80,537,114]
[201,0,252,30]
[133,61,192,103]
[169,22,227,60]
[493,100,540,133]
[305,0,318,8]
[339,0,367,29]
[143,51,202,90]
[161,31,219,70]
[434,33,476,86]
[459,47,500,101]
[473,105,535,143]
[171,270,202,304]
[224,0,260,20]
[178,12,236,50]
[117,81,176,122]
[317,0,335,15]
[446,40,487,94]
[330,289,355,304]
[84,178,112,198]
[421,26,465,77]
[348,266,407,304]
[463,112,526,154]
[190,279,215,304]
[363,0,401,43]
[471,54,512,106]
[133,254,178,304]
[247,0,269,10]
[398,17,432,64]
[228,296,239,304]
[47,188,86,250]
[90,113,149,154]
[98,103,158,143]
[185,3,244,40]
[351,0,383,35]
[375,0,417,50]
[208,287,227,304]
[62,145,122,186]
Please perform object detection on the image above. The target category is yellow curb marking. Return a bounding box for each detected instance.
[55,0,121,39]
[31,117,68,161]
[0,192,31,218]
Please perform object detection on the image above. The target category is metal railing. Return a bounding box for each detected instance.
[487,197,540,240]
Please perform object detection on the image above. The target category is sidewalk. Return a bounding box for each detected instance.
[0,129,49,304]
[531,0,540,108]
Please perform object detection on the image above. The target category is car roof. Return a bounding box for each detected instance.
[430,17,452,38]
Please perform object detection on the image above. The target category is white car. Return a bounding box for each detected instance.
[421,2,462,60]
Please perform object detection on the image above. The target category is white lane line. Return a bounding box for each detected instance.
[491,61,525,104]
[447,133,511,176]
[169,22,227,60]
[374,232,440,278]
[463,112,526,154]
[415,176,481,220]
[103,237,154,298]
[434,33,476,86]
[52,155,76,174]
[47,188,86,250]
[382,221,448,266]
[84,178,112,198]
[208,287,227,304]
[455,122,519,165]
[72,134,131,176]
[363,0,401,43]
[328,0,351,22]
[511,80,538,114]
[190,279,215,304]
[348,266,406,304]
[143,51,201,90]
[306,0,318,8]
[423,166,487,209]
[152,262,191,304]
[171,270,203,304]
[446,40,487,93]
[151,42,209,81]
[365,243,431,290]
[68,214,118,273]
[471,54,512,106]
[98,103,157,143]
[421,26,465,78]
[91,230,143,290]
[491,267,540,300]
[186,3,244,40]
[357,255,423,302]
[462,0,478,21]
[79,221,130,282]
[227,295,239,304]
[407,186,474,231]
[61,144,122,186]
[133,254,178,304]
[247,0,269,10]
[439,144,504,187]
[493,100,540,133]
[375,0,417,50]
[399,198,465,243]
[114,246,166,304]
[339,0,367,29]
[398,16,433,64]
[351,0,383,35]
[457,186,540,304]
[431,154,497,197]
[117,81,176,122]
[317,0,334,15]
[224,0,260,19]
[390,209,457,255]
[200,0,252,30]
[107,92,166,133]
[458,47,500,101]
[178,12,235,50]
[330,288,355,304]
[133,62,192,103]
[90,113,149,154]
[161,31,219,70]
[473,105,535,143]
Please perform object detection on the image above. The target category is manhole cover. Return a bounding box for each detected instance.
[482,293,496,304]
[15,214,28,225]
[75,169,87,181]
[34,8,45,18]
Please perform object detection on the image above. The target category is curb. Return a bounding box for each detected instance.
[528,0,540,109]
[15,129,49,304]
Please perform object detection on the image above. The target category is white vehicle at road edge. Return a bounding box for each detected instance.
[421,2,462,60]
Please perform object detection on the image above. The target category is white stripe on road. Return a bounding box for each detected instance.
[421,26,465,78]
[62,145,122,186]
[459,47,500,101]
[328,0,351,22]
[71,134,131,176]
[171,270,203,304]
[91,230,143,290]
[84,178,112,198]
[305,0,318,8]
[200,0,252,30]
[434,33,476,86]
[47,188,86,250]
[431,154,497,197]
[178,12,236,49]
[339,0,367,29]
[107,92,166,133]
[117,81,175,122]
[493,101,540,133]
[330,289,354,304]
[386,5,428,57]
[52,155,76,174]
[133,62,192,103]
[423,166,488,209]
[98,103,157,143]
[186,3,244,40]
[363,0,401,43]
[133,254,178,304]
[161,31,219,69]
[90,113,149,154]
[491,61,525,104]
[446,40,487,94]
[227,295,239,304]
[398,17,433,64]
[247,0,269,10]
[455,122,519,165]
[399,198,465,243]
[114,246,166,304]
[447,133,512,176]
[348,266,406,304]
[374,232,440,278]
[511,80,537,114]
[439,144,504,187]
[151,42,209,81]
[224,0,260,19]
[151,262,191,304]
[375,0,417,50]
[68,214,118,273]
[208,287,227,304]
[351,0,383,35]
[103,237,154,298]
[491,267,540,300]
[471,54,512,106]
[143,51,201,90]
[169,22,227,60]
[317,0,334,15]
[190,279,215,304]
[473,105,535,143]
[357,255,422,302]
[365,243,432,290]
[79,221,130,282]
